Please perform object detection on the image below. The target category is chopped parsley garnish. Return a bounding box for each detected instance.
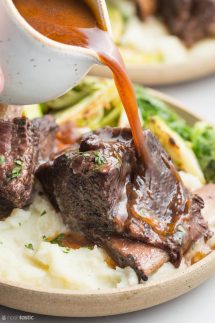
[14,159,22,166]
[18,222,22,227]
[40,210,47,217]
[0,241,3,245]
[7,160,22,180]
[10,166,22,179]
[63,247,70,254]
[94,152,106,166]
[0,155,5,165]
[25,243,34,250]
[50,233,65,247]
[42,235,48,241]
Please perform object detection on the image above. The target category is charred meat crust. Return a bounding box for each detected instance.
[136,0,215,46]
[0,116,57,217]
[158,0,215,46]
[0,118,39,216]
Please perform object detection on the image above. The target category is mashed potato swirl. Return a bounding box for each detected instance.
[0,193,138,290]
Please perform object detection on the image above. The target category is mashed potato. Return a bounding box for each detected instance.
[120,16,215,65]
[0,194,138,290]
[0,173,213,290]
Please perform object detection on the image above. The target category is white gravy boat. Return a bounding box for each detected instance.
[0,0,111,105]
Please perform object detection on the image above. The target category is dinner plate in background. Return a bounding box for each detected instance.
[0,89,215,317]
[91,53,215,85]
[102,0,215,85]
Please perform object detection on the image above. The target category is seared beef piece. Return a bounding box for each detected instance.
[32,115,58,164]
[0,116,57,218]
[37,127,135,231]
[99,236,169,281]
[158,0,215,46]
[124,130,210,265]
[37,127,210,277]
[0,117,39,217]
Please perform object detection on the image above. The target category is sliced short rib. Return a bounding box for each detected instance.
[98,236,169,281]
[37,127,210,278]
[0,116,57,218]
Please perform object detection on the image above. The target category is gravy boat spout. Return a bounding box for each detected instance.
[0,0,111,105]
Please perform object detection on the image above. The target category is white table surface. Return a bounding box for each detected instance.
[0,74,215,323]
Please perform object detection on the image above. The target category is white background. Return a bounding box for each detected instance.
[0,74,215,322]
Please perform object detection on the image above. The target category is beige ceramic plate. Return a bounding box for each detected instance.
[91,54,215,85]
[0,89,215,317]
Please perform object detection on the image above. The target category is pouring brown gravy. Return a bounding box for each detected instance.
[13,0,148,164]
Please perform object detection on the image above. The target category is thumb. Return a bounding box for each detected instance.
[0,68,4,94]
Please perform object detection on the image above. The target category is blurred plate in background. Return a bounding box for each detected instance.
[91,53,215,85]
[95,0,215,85]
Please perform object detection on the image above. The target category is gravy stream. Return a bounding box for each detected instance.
[13,0,148,164]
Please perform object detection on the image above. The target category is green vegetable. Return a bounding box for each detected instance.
[192,122,215,183]
[42,78,100,112]
[147,116,205,183]
[133,87,212,183]
[45,77,122,129]
[50,233,65,247]
[136,87,192,141]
